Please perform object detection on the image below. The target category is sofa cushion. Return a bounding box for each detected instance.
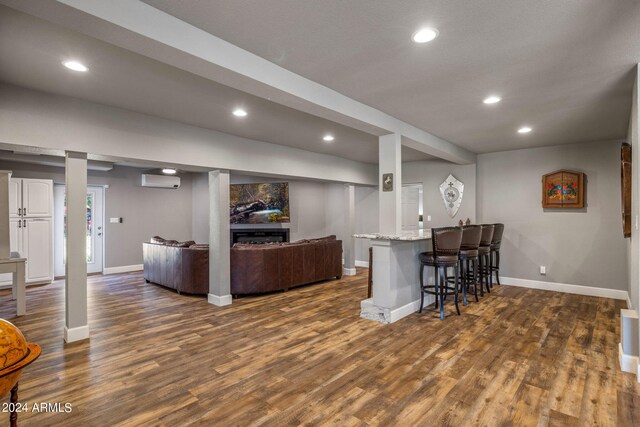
[150,236,166,244]
[189,244,209,250]
[168,240,196,248]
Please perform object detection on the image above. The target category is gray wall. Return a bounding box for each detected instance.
[353,160,477,263]
[404,160,477,227]
[628,66,639,310]
[0,84,377,185]
[192,173,345,244]
[477,140,628,290]
[0,161,193,268]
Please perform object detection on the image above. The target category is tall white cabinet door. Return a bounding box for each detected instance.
[9,178,21,217]
[23,179,53,217]
[23,218,53,283]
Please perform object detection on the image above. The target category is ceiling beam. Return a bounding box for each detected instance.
[4,0,476,164]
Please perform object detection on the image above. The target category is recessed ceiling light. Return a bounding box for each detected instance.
[483,96,502,104]
[412,27,439,44]
[517,126,532,134]
[323,135,335,142]
[62,60,88,72]
[232,108,247,117]
[162,168,177,175]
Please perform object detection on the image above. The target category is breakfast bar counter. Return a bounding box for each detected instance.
[354,230,434,323]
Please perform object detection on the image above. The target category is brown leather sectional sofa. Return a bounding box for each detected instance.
[143,235,342,296]
[231,236,342,295]
[143,237,209,294]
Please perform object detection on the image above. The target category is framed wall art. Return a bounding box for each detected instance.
[542,170,585,209]
[621,143,631,238]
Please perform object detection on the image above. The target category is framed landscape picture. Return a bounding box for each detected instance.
[542,170,585,209]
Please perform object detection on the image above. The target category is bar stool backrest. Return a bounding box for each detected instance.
[491,223,504,247]
[431,227,463,256]
[480,224,495,247]
[460,225,482,250]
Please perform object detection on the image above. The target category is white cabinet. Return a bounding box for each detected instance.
[0,178,53,287]
[23,180,53,217]
[23,218,53,283]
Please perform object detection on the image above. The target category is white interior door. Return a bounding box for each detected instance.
[402,185,421,231]
[54,185,104,276]
[0,219,23,285]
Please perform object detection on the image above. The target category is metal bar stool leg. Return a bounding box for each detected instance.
[438,266,445,320]
[419,263,425,313]
[472,258,479,302]
[494,251,501,285]
[454,264,461,315]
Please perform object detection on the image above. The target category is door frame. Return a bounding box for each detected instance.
[53,184,106,277]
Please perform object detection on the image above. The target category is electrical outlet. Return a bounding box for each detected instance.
[540,266,546,275]
[110,217,122,224]
[427,215,432,222]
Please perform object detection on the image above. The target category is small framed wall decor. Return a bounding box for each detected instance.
[621,143,631,238]
[542,170,585,209]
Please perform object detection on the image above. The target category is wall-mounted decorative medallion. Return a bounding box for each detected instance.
[439,174,464,218]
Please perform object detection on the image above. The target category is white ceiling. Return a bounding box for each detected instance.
[142,0,640,152]
[0,5,432,164]
[0,0,638,164]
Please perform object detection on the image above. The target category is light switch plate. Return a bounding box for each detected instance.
[110,217,121,223]
[540,266,546,275]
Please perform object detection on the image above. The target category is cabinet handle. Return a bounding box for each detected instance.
[18,220,21,228]
[23,207,26,215]
[23,220,26,228]
[17,208,21,216]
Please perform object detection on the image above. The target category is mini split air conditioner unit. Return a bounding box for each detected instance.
[141,174,181,189]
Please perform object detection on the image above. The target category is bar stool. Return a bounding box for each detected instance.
[479,224,495,294]
[490,223,504,286]
[457,225,482,302]
[418,227,463,320]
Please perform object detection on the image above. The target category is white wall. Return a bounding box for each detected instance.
[629,65,639,311]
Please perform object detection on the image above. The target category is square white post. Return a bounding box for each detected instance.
[379,134,402,235]
[64,152,89,342]
[208,170,232,306]
[343,183,356,276]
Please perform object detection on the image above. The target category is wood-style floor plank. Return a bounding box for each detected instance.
[0,269,637,426]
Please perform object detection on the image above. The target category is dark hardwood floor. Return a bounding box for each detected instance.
[0,269,638,426]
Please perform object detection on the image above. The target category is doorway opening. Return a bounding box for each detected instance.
[54,185,105,277]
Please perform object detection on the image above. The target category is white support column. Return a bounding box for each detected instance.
[64,151,89,343]
[208,170,232,306]
[379,134,402,235]
[343,183,356,276]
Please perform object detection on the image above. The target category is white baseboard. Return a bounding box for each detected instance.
[343,267,356,276]
[500,276,630,301]
[103,264,143,275]
[208,294,232,306]
[355,260,369,268]
[64,325,90,343]
[360,297,427,324]
[619,342,639,375]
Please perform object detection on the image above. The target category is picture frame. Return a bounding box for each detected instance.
[542,170,585,209]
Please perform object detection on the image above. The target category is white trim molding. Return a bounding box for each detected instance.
[343,267,356,276]
[103,264,143,275]
[500,276,630,301]
[619,342,640,375]
[64,325,89,343]
[355,260,369,268]
[208,294,232,306]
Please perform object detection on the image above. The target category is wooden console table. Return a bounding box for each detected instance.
[0,258,26,316]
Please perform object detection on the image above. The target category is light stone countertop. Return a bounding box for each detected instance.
[353,229,432,241]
